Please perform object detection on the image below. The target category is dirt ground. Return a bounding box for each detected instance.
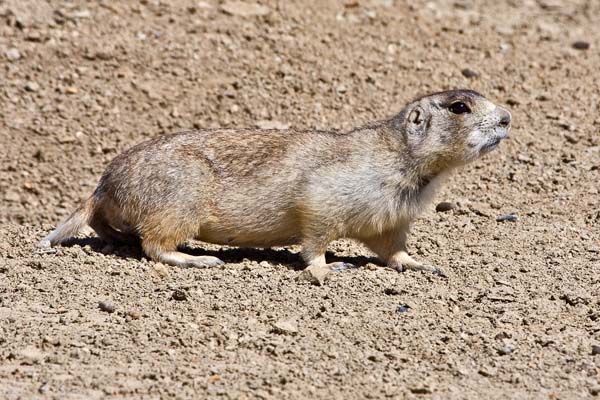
[1,0,599,398]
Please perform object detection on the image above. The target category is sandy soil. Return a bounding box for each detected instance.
[1,0,599,398]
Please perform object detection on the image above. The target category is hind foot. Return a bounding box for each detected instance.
[156,251,225,268]
[303,252,356,273]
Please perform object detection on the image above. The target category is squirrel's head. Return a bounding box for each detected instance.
[394,89,511,173]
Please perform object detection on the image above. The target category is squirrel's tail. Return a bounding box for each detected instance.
[37,196,95,248]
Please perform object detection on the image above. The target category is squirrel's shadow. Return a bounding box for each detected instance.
[64,237,379,271]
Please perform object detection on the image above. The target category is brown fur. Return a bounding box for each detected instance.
[39,90,511,274]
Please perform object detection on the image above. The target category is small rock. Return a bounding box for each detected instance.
[24,82,40,92]
[296,265,331,286]
[496,214,518,222]
[98,300,115,313]
[65,86,78,95]
[564,133,579,144]
[197,1,213,9]
[409,385,432,394]
[590,385,600,396]
[71,10,91,19]
[18,346,44,365]
[26,32,42,42]
[384,288,400,295]
[335,84,348,94]
[497,343,516,355]
[171,289,187,301]
[535,94,550,101]
[220,1,271,17]
[126,309,141,320]
[478,367,496,377]
[38,382,49,395]
[272,318,298,335]
[152,263,169,278]
[86,50,114,61]
[494,331,511,340]
[396,304,410,314]
[592,345,600,356]
[436,201,456,212]
[461,68,479,78]
[572,41,590,50]
[5,48,21,61]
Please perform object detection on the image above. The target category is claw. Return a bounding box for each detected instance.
[431,267,448,279]
[328,262,356,272]
[392,263,447,278]
[33,248,58,255]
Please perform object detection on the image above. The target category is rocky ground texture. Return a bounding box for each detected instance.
[1,0,599,399]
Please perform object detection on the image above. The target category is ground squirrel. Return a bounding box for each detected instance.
[38,90,511,276]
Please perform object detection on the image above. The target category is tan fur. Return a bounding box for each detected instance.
[39,90,511,274]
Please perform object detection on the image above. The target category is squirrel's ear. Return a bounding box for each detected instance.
[406,105,429,136]
[408,108,423,125]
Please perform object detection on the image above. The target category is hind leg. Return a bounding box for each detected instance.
[140,217,224,268]
[89,212,139,245]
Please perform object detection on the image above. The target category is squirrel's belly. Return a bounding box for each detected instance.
[195,215,302,247]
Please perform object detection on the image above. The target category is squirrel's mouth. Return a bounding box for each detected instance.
[480,136,504,153]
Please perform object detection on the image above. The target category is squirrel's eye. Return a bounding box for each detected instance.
[449,101,471,114]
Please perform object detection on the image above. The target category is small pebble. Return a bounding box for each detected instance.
[336,85,347,94]
[409,385,432,394]
[272,318,298,335]
[98,300,115,313]
[497,343,516,355]
[171,289,187,301]
[478,367,496,377]
[590,385,600,396]
[384,288,400,296]
[535,94,550,101]
[396,304,410,314]
[564,133,579,144]
[296,265,331,286]
[461,68,479,78]
[496,214,518,222]
[25,82,40,92]
[436,201,456,212]
[592,344,600,356]
[572,41,590,50]
[5,48,21,61]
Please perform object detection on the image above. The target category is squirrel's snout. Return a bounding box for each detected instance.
[497,107,512,128]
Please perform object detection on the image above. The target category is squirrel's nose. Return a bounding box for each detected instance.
[498,107,512,128]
